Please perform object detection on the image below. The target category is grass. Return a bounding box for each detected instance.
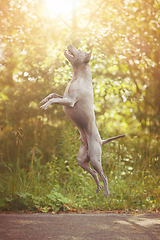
[0,129,160,213]
[0,153,159,213]
[65,168,160,212]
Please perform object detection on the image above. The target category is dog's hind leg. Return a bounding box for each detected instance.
[77,141,102,193]
[88,139,110,197]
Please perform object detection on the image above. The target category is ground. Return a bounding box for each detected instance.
[0,212,160,240]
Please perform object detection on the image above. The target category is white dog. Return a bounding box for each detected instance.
[40,44,125,197]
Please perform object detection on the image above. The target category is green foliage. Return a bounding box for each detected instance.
[0,157,69,212]
[0,190,69,213]
[0,130,159,212]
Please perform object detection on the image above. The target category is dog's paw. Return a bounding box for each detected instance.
[40,103,49,110]
[40,94,55,104]
[104,190,110,198]
[40,98,48,104]
[96,185,102,194]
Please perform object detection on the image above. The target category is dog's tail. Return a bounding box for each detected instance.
[102,134,125,145]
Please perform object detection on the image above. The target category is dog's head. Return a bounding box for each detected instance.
[64,44,92,67]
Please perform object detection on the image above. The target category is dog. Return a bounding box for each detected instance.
[40,44,125,197]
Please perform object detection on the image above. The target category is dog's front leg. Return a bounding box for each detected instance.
[40,93,63,105]
[40,97,75,110]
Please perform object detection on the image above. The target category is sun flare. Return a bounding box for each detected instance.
[45,0,80,17]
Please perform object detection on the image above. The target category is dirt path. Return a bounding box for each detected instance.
[0,213,160,240]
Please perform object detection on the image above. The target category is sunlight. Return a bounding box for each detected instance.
[45,0,80,17]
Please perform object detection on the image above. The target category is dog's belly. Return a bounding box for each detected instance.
[63,102,95,131]
[63,98,102,146]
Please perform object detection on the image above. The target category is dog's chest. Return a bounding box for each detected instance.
[63,81,74,97]
[63,80,82,99]
[63,78,93,99]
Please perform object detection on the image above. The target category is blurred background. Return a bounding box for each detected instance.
[0,0,159,212]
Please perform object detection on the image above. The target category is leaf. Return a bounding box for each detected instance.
[46,193,56,201]
[42,208,49,213]
[0,199,5,208]
[15,192,26,199]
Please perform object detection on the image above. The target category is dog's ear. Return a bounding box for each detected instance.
[84,50,92,64]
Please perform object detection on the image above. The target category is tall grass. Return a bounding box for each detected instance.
[0,127,160,212]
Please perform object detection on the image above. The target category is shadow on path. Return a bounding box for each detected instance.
[0,213,160,240]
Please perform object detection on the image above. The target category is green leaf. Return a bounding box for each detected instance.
[0,199,5,208]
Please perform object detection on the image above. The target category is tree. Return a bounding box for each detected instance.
[0,0,159,167]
